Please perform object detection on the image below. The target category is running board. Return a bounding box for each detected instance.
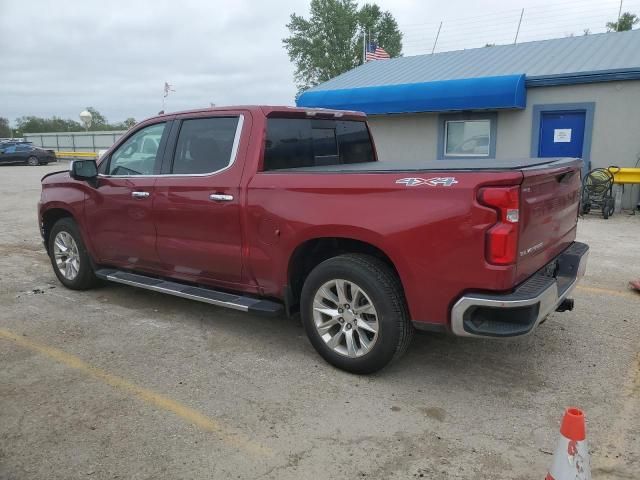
[95,268,283,317]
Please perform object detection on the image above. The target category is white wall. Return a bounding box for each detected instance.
[366,81,640,208]
[367,114,438,163]
[24,131,125,152]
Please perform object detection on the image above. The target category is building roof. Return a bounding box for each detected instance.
[308,29,640,92]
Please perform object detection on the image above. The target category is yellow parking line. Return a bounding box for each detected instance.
[0,328,271,457]
[576,285,638,299]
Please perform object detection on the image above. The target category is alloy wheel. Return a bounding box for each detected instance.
[53,231,81,280]
[312,279,379,358]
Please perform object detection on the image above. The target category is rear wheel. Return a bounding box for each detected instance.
[27,156,39,166]
[300,254,413,374]
[48,218,98,290]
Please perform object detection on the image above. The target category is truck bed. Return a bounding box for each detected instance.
[269,157,579,173]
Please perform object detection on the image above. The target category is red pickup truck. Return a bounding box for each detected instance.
[39,106,589,373]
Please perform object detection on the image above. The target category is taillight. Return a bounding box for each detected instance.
[478,186,520,265]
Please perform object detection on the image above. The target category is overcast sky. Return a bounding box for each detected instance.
[0,0,635,125]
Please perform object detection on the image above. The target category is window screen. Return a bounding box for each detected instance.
[171,117,239,174]
[444,120,491,157]
[263,118,374,171]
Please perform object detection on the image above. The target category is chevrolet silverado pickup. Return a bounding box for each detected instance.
[39,106,589,373]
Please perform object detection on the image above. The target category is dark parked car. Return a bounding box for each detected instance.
[0,142,56,166]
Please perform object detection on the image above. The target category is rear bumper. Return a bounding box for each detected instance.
[450,241,589,338]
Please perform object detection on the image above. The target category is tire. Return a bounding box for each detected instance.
[603,198,614,219]
[27,156,39,166]
[300,254,413,374]
[606,198,615,218]
[48,218,98,290]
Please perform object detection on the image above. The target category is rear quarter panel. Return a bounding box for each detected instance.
[246,170,523,325]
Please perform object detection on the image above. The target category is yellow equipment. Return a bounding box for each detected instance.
[54,151,98,159]
[608,167,640,184]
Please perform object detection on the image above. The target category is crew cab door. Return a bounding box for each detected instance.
[152,112,248,286]
[85,121,170,268]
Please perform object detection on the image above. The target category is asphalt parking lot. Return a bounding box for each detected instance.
[1,162,638,480]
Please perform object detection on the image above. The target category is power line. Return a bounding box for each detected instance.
[397,1,640,55]
[400,8,639,34]
[399,0,632,28]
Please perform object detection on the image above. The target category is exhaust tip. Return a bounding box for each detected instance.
[556,298,574,312]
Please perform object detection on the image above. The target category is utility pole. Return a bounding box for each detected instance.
[514,8,524,44]
[431,22,442,54]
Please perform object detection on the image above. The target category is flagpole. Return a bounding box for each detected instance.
[363,29,366,64]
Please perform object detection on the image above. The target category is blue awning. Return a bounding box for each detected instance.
[296,74,527,114]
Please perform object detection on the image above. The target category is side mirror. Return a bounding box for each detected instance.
[70,159,98,187]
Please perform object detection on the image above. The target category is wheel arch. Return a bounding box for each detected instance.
[286,237,406,314]
[41,208,75,253]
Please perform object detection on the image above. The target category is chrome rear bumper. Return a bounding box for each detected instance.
[451,242,589,338]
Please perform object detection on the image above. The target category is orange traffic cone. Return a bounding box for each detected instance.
[545,407,591,480]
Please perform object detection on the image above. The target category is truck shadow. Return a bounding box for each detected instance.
[90,281,564,394]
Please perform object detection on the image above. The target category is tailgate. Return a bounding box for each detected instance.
[516,159,582,282]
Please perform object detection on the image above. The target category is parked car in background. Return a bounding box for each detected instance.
[38,106,588,373]
[0,142,56,166]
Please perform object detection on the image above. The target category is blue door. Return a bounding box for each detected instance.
[538,111,586,158]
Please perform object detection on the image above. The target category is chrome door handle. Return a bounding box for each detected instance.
[209,194,234,202]
[131,191,150,199]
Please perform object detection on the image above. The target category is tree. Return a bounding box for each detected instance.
[122,117,137,129]
[607,12,639,32]
[14,116,82,136]
[110,118,137,130]
[86,107,108,130]
[12,108,133,136]
[0,117,11,138]
[358,4,402,57]
[283,0,403,91]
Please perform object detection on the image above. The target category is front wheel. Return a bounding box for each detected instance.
[300,254,413,374]
[48,218,98,290]
[27,156,39,166]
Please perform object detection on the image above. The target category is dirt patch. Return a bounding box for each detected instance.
[420,407,447,422]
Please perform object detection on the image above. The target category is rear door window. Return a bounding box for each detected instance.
[169,116,240,175]
[263,118,374,171]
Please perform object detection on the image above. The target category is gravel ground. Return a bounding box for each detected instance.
[1,163,638,480]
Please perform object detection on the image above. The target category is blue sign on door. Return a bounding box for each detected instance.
[538,111,586,158]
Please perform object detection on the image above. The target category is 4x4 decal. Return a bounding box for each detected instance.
[396,177,458,187]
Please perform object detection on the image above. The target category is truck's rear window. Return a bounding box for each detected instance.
[263,118,374,171]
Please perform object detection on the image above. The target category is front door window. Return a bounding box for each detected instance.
[106,123,166,176]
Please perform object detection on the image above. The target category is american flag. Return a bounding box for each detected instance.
[365,42,390,61]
